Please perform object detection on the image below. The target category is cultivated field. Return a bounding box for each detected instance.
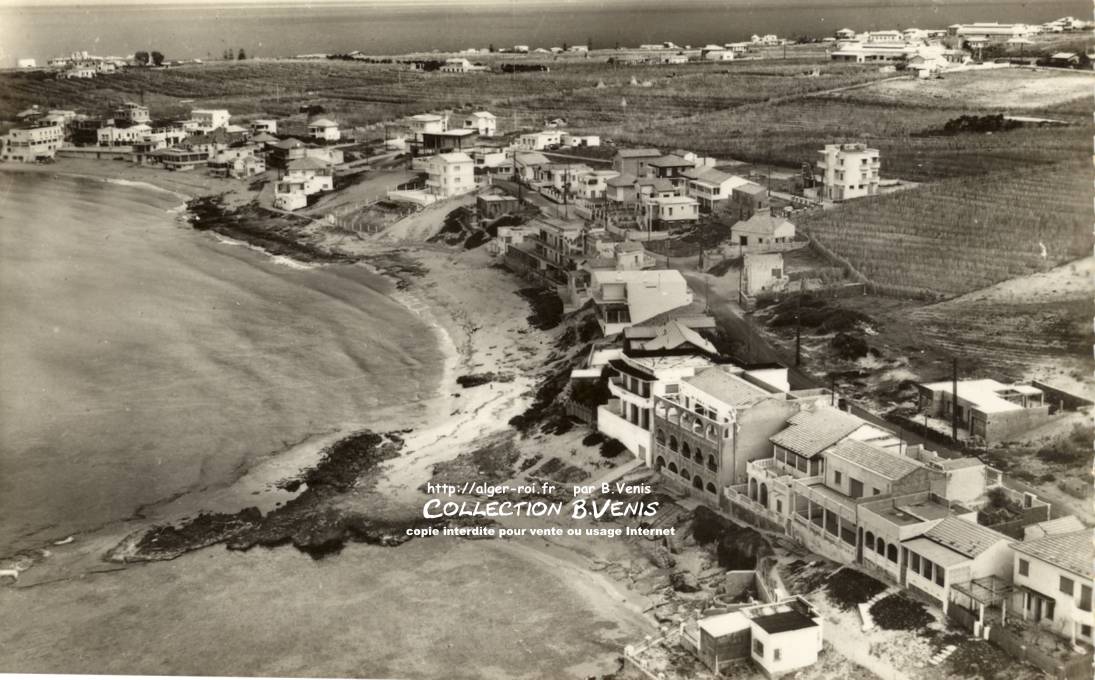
[798,160,1093,297]
[831,67,1095,110]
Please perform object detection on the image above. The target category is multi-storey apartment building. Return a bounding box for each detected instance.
[817,143,880,201]
[1,122,65,162]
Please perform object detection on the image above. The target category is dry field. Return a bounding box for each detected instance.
[830,67,1095,110]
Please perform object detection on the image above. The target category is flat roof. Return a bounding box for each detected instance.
[698,612,749,637]
[751,610,818,634]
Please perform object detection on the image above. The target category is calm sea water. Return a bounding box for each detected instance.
[0,172,445,552]
[0,0,1086,65]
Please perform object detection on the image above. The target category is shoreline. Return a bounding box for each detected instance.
[0,163,544,581]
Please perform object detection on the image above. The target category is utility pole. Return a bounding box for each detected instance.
[794,278,804,366]
[951,356,959,441]
[830,376,836,406]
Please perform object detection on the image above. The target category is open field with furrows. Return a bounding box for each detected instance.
[0,58,891,130]
[828,67,1095,110]
[797,160,1093,298]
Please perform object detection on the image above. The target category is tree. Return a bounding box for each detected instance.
[151,51,164,66]
[237,48,246,60]
[134,50,149,66]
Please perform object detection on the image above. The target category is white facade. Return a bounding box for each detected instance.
[1,123,64,162]
[517,130,563,151]
[191,109,231,132]
[426,152,474,198]
[409,113,448,142]
[1012,532,1093,646]
[250,119,277,134]
[308,118,340,142]
[463,111,497,137]
[817,143,880,201]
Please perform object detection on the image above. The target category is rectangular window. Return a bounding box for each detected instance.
[1082,625,1092,639]
[935,567,945,587]
[1060,576,1074,596]
[1080,585,1091,612]
[1018,559,1029,577]
[752,639,764,657]
[910,553,920,573]
[774,649,782,662]
[834,470,842,486]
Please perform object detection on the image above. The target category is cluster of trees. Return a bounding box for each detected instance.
[221,48,248,61]
[133,50,165,66]
[938,114,1023,136]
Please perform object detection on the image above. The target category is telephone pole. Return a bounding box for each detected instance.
[951,356,959,441]
[794,278,804,366]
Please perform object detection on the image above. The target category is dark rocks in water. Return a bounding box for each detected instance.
[456,372,514,388]
[130,508,263,561]
[831,332,870,360]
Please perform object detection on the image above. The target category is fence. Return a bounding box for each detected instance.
[564,400,597,425]
[947,604,1094,680]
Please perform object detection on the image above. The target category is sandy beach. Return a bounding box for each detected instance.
[0,160,660,677]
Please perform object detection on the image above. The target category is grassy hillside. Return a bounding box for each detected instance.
[798,160,1093,297]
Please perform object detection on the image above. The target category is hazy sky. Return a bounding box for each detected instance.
[0,0,1027,6]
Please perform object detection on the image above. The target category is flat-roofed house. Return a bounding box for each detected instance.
[690,597,822,676]
[1010,530,1093,646]
[917,378,1050,443]
[250,119,277,135]
[426,151,474,198]
[1,122,64,162]
[191,108,231,132]
[817,143,880,201]
[273,157,334,211]
[421,128,478,153]
[652,364,801,499]
[590,269,693,335]
[408,113,448,142]
[684,167,750,213]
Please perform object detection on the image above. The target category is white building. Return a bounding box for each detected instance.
[817,143,879,201]
[684,167,750,212]
[516,130,563,151]
[426,151,474,198]
[408,113,448,142]
[590,269,693,335]
[640,194,699,228]
[114,102,151,125]
[307,118,340,142]
[191,109,231,132]
[17,57,36,68]
[463,111,497,137]
[97,123,152,147]
[250,119,277,135]
[273,157,334,211]
[1011,530,1093,646]
[1,122,65,162]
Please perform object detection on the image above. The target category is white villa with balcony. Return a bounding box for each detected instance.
[817,143,880,201]
[684,167,750,213]
[1011,530,1093,647]
[589,269,693,335]
[426,152,474,198]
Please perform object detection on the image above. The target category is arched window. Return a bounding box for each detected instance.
[705,482,717,494]
[877,538,886,556]
[668,462,678,474]
[887,544,898,563]
[707,455,717,472]
[759,483,769,507]
[692,475,703,490]
[655,456,665,471]
[655,429,666,446]
[681,442,692,459]
[669,436,679,452]
[748,478,758,500]
[678,465,688,479]
[865,531,875,549]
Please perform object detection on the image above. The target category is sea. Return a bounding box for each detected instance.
[0,171,446,553]
[0,0,1087,65]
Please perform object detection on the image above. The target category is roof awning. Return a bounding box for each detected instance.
[608,358,656,382]
[903,537,968,568]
